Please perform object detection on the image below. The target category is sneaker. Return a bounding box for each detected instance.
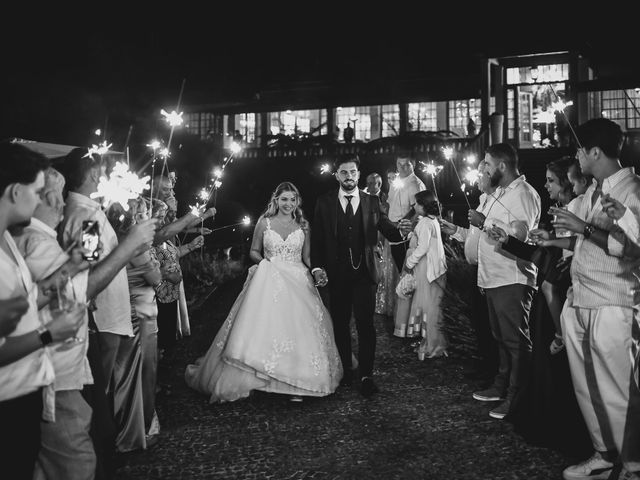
[489,399,511,419]
[472,386,505,402]
[562,452,614,480]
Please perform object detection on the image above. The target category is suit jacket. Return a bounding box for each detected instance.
[311,189,403,284]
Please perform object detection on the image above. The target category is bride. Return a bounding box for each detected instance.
[185,182,343,402]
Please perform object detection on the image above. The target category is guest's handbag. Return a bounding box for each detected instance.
[395,273,416,299]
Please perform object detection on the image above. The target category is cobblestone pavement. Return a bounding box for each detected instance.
[116,276,578,479]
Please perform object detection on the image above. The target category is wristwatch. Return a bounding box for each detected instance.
[583,224,596,239]
[37,326,53,347]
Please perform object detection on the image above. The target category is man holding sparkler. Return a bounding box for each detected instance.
[468,143,540,421]
[387,150,426,272]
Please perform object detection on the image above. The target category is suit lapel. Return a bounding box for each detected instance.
[330,190,339,237]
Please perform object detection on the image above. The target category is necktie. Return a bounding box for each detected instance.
[345,195,354,220]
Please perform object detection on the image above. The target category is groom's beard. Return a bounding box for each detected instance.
[339,179,357,192]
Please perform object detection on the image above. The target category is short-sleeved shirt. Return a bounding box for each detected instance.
[59,192,133,336]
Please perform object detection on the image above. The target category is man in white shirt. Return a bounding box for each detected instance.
[387,151,426,271]
[548,119,640,480]
[467,143,541,421]
[54,148,158,473]
[0,143,83,479]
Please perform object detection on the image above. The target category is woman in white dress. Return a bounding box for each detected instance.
[185,182,343,402]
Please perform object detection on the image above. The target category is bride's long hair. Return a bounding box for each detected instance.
[263,182,306,224]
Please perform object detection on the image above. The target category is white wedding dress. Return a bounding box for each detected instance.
[185,219,343,402]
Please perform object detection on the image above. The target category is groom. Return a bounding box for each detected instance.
[311,153,411,397]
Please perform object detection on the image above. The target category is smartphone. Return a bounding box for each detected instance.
[81,220,100,261]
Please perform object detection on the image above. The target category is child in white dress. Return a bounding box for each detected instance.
[394,190,448,358]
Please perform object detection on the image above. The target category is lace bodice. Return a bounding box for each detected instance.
[263,218,304,263]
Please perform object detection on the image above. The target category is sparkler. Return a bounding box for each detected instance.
[160,109,184,128]
[85,141,112,158]
[209,216,252,233]
[320,163,331,174]
[146,140,162,216]
[90,161,150,212]
[420,162,444,216]
[441,146,472,210]
[548,84,582,149]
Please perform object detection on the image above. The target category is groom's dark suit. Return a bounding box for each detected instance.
[311,188,402,382]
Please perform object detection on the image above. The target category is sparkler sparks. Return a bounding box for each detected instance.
[320,163,331,174]
[146,140,161,151]
[230,142,242,154]
[464,169,480,186]
[85,141,112,158]
[441,146,454,161]
[91,162,150,211]
[160,109,184,127]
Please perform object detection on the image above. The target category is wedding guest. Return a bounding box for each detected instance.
[0,143,82,480]
[469,143,541,421]
[387,150,426,271]
[12,166,96,479]
[153,197,204,359]
[365,172,397,318]
[545,118,640,480]
[54,148,158,465]
[107,197,163,449]
[395,190,448,358]
[484,159,591,457]
[440,161,498,381]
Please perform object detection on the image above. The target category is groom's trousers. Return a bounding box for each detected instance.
[329,263,376,378]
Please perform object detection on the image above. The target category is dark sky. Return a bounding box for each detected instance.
[2,9,638,146]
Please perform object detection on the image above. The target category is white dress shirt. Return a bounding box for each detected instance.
[59,192,133,337]
[477,175,541,289]
[14,218,93,392]
[387,173,426,222]
[338,187,360,214]
[0,232,55,402]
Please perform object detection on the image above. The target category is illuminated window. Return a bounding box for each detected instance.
[507,90,515,140]
[381,104,400,137]
[506,64,569,85]
[595,89,640,129]
[408,102,438,131]
[336,106,374,141]
[184,112,216,140]
[233,113,256,144]
[269,110,326,136]
[448,98,482,136]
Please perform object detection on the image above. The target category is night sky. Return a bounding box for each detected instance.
[1,9,638,148]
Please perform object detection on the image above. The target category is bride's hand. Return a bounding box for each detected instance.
[300,219,310,234]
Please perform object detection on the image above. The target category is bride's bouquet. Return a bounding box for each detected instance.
[395,273,416,299]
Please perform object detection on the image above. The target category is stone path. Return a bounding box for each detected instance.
[116,276,578,479]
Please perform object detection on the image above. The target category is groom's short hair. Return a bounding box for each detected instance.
[333,153,360,172]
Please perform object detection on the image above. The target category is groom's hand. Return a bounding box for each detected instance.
[313,269,328,287]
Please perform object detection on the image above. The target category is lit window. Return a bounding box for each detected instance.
[268,110,326,137]
[447,98,482,136]
[233,113,256,144]
[408,102,438,131]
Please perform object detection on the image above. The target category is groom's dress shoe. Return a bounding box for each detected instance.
[360,377,379,398]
